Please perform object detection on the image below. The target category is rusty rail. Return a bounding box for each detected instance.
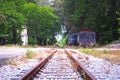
[20,50,57,80]
[65,50,96,80]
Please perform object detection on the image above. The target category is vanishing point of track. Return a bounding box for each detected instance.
[20,49,96,80]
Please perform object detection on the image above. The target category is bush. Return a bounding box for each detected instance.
[28,37,37,45]
[55,34,68,47]
[26,49,34,59]
[82,49,90,53]
[103,50,108,54]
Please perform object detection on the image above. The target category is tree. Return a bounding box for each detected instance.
[26,0,38,3]
[23,3,60,45]
[37,0,51,6]
[52,0,64,25]
[0,0,26,44]
[116,0,120,37]
[63,0,119,44]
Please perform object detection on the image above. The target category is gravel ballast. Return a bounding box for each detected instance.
[0,49,120,80]
[0,59,40,80]
[72,50,120,80]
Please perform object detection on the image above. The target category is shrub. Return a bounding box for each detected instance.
[26,49,34,59]
[80,49,90,54]
[103,50,108,54]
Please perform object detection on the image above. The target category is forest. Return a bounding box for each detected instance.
[63,0,120,44]
[0,0,120,45]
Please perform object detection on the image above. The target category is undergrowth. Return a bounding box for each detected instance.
[26,49,35,59]
[79,48,120,65]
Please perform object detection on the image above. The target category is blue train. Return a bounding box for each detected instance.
[68,30,96,47]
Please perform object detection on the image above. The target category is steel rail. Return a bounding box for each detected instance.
[20,50,57,80]
[65,50,96,80]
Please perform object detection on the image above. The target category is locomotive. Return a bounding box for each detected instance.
[68,30,96,47]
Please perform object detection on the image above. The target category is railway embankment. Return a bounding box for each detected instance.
[0,48,26,67]
[0,48,120,80]
[0,48,55,80]
[68,49,120,80]
[0,48,54,67]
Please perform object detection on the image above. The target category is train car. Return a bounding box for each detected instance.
[68,33,78,45]
[68,30,96,47]
[77,30,96,47]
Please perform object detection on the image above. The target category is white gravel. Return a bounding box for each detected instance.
[72,51,120,80]
[0,59,40,80]
[105,43,120,49]
[0,48,53,80]
[0,49,120,80]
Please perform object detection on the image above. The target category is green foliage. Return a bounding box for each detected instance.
[80,49,90,54]
[22,3,60,45]
[55,34,67,47]
[103,50,108,54]
[28,36,37,44]
[116,12,120,35]
[26,0,38,3]
[0,0,26,44]
[79,48,109,56]
[0,0,60,45]
[63,0,120,44]
[26,49,34,59]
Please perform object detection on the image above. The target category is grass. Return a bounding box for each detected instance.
[79,48,120,65]
[25,49,48,59]
[26,49,35,59]
[7,60,18,66]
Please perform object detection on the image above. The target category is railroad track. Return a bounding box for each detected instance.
[18,49,96,80]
